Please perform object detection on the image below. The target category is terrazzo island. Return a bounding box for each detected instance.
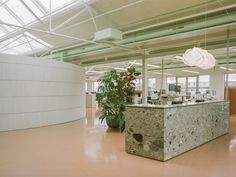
[125,100,229,161]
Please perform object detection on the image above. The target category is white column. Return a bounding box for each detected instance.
[87,81,93,93]
[225,27,230,100]
[142,53,148,104]
[210,68,225,99]
[156,75,167,91]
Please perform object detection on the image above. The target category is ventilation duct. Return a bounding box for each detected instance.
[94,28,123,41]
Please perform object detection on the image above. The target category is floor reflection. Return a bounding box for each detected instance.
[86,108,106,128]
[86,108,96,127]
[0,109,235,177]
[84,108,119,162]
[230,138,236,151]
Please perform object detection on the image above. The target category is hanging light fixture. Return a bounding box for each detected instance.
[182,47,216,69]
[182,4,216,70]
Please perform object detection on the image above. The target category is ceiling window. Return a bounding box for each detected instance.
[0,32,52,55]
[38,0,74,11]
[0,0,92,55]
[0,24,14,33]
[0,6,21,26]
[24,32,51,48]
[0,29,5,37]
[22,0,45,18]
[5,0,36,24]
[0,0,89,55]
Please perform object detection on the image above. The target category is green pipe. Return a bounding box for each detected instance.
[81,53,141,65]
[85,56,236,77]
[50,10,236,60]
[80,38,236,66]
[116,13,236,45]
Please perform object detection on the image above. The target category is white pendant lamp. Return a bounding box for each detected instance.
[183,47,216,69]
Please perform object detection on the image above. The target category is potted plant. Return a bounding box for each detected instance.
[97,67,138,131]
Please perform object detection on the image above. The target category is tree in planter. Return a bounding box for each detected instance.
[97,67,137,131]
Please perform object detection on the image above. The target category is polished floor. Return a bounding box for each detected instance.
[0,109,236,177]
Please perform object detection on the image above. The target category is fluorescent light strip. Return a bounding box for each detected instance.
[151,72,173,76]
[148,64,161,68]
[87,70,104,74]
[114,67,127,71]
[220,67,235,71]
[174,56,183,60]
[131,62,161,68]
[182,70,200,74]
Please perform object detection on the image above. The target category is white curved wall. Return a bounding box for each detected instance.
[0,54,85,131]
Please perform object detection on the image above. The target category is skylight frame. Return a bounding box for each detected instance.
[0,0,89,55]
[0,28,5,37]
[37,0,77,12]
[0,32,52,55]
[0,6,22,26]
[5,0,37,24]
[21,0,45,18]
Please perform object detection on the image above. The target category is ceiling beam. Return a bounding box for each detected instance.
[57,0,145,33]
[0,21,98,44]
[48,10,236,60]
[53,7,87,31]
[19,0,44,25]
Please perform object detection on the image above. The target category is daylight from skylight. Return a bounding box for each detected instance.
[0,0,87,55]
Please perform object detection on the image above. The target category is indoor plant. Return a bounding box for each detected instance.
[97,67,137,131]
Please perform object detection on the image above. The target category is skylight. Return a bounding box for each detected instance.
[0,32,52,55]
[0,6,21,26]
[6,0,37,24]
[0,0,88,55]
[38,0,76,11]
[22,0,44,18]
[0,29,5,36]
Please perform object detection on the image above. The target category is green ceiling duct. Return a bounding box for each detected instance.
[85,56,236,77]
[49,9,236,61]
[80,38,236,67]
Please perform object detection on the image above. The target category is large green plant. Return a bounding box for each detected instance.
[97,67,137,131]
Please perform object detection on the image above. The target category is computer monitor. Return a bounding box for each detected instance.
[175,85,181,93]
[169,84,175,92]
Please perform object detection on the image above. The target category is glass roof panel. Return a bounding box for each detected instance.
[0,32,52,55]
[0,25,14,32]
[38,0,49,10]
[3,49,19,55]
[1,37,15,46]
[0,0,84,55]
[10,45,31,53]
[0,7,22,26]
[51,0,74,10]
[0,29,5,37]
[29,40,45,49]
[25,32,52,47]
[7,41,23,48]
[22,0,44,18]
[38,0,75,11]
[6,0,36,24]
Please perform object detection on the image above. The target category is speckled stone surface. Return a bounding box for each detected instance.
[125,101,229,161]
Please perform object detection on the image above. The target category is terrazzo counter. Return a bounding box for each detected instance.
[125,100,229,161]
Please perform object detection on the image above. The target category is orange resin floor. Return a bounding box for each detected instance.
[0,109,235,177]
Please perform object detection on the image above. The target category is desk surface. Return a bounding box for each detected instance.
[127,100,227,109]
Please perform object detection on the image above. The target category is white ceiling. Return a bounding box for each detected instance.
[1,0,235,54]
[1,0,236,78]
